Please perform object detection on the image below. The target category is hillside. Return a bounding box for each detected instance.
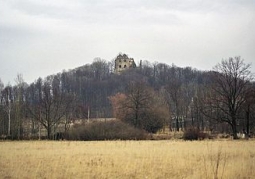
[0,56,254,139]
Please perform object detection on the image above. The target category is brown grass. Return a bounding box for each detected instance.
[0,140,254,179]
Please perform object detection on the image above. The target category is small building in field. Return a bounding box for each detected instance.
[114,53,136,74]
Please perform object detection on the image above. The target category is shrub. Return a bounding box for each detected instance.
[183,128,207,140]
[66,120,147,140]
[141,110,165,133]
[149,134,172,140]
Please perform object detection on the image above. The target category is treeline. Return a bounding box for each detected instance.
[0,56,254,140]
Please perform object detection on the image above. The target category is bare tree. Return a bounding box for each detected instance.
[91,58,109,81]
[27,78,75,139]
[243,84,255,137]
[1,84,13,137]
[0,79,5,136]
[109,81,166,133]
[14,73,25,139]
[206,57,253,139]
[0,79,3,95]
[165,76,184,131]
[125,81,153,128]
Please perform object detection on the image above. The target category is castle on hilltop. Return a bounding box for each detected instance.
[114,53,136,74]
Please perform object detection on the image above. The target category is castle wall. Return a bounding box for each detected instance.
[114,54,136,73]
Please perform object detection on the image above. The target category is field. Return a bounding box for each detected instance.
[0,140,254,179]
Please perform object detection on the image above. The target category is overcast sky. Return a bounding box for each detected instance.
[0,0,255,85]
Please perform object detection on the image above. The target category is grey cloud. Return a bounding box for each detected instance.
[0,0,254,84]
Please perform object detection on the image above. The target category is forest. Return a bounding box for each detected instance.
[0,56,254,140]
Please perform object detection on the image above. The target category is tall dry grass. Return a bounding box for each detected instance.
[0,140,254,179]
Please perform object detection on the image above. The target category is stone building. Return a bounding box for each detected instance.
[114,53,136,73]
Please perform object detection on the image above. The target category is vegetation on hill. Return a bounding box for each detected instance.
[0,56,254,140]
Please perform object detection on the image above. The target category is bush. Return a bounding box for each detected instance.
[66,120,147,140]
[121,110,165,134]
[141,110,165,133]
[183,128,207,140]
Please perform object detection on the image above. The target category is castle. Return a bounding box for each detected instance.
[114,53,136,74]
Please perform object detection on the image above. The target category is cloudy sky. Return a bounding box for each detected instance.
[0,0,255,85]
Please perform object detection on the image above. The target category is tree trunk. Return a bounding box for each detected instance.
[47,126,51,140]
[246,105,250,138]
[176,116,179,131]
[8,108,11,136]
[231,119,238,140]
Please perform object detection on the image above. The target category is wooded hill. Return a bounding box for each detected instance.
[0,56,254,139]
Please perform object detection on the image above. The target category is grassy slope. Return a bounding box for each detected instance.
[0,140,254,179]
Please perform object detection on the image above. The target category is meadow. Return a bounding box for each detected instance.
[0,140,254,179]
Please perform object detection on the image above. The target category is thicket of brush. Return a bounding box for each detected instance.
[183,128,208,140]
[65,120,147,140]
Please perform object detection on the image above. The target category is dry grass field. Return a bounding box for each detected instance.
[0,140,254,179]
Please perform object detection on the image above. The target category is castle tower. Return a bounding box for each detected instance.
[114,53,136,74]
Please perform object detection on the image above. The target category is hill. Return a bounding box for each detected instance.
[0,55,254,139]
